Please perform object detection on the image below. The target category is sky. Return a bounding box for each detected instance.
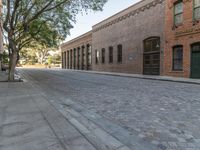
[65,0,140,42]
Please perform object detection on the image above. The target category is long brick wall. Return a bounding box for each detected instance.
[61,0,166,75]
[92,0,165,74]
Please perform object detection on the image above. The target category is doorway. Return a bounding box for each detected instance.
[143,37,160,75]
[191,43,200,78]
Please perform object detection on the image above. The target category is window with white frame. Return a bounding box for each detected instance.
[194,0,200,20]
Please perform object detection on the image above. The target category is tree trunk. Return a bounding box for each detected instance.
[8,52,18,81]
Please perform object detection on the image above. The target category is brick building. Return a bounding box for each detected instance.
[61,31,92,70]
[61,0,166,75]
[164,0,200,78]
[92,0,165,75]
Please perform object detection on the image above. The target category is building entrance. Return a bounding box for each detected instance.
[143,37,160,75]
[191,43,200,79]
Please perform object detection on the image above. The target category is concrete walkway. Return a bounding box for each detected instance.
[0,71,135,150]
[0,71,8,82]
[0,82,96,150]
[71,70,200,85]
[2,68,200,150]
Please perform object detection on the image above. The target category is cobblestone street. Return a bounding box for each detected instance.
[18,68,200,150]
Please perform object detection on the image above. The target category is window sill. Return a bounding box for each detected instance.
[172,23,183,30]
[192,19,200,25]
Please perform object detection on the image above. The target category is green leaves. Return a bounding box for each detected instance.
[2,0,107,52]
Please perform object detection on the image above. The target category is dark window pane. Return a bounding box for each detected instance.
[173,46,183,71]
[102,48,105,64]
[144,38,160,52]
[117,45,122,63]
[145,60,150,65]
[109,47,113,63]
[144,41,151,52]
[153,54,159,59]
[192,44,200,52]
[145,55,150,60]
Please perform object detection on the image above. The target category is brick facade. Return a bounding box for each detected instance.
[61,0,166,75]
[164,0,200,78]
[92,0,165,74]
[61,31,92,70]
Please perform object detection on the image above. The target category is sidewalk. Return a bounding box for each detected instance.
[0,71,136,150]
[0,81,97,150]
[72,70,200,85]
[0,71,8,82]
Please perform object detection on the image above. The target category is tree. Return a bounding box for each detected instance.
[20,47,38,65]
[2,0,107,81]
[21,21,60,65]
[47,54,61,65]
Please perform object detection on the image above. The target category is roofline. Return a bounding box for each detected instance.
[92,0,146,28]
[61,30,92,47]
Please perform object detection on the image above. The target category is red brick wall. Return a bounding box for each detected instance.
[92,0,165,74]
[61,32,92,70]
[164,0,200,78]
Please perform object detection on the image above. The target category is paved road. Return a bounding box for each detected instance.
[2,68,200,150]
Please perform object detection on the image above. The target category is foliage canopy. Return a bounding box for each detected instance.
[2,0,107,80]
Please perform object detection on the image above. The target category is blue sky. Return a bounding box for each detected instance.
[65,0,140,41]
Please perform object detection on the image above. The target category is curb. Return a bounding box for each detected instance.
[65,69,200,85]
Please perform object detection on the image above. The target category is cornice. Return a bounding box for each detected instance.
[61,30,92,48]
[93,0,165,33]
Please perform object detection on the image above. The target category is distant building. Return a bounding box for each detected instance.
[61,0,200,79]
[164,0,200,78]
[61,31,92,70]
[61,0,165,75]
[92,0,165,75]
[0,0,3,70]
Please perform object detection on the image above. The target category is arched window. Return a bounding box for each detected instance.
[144,37,160,52]
[143,37,160,75]
[173,45,183,71]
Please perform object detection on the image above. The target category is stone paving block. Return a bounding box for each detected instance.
[17,69,200,150]
[117,146,132,150]
[32,96,97,150]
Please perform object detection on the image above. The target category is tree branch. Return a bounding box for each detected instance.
[25,0,54,24]
[10,0,22,30]
[44,0,70,12]
[3,0,11,32]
